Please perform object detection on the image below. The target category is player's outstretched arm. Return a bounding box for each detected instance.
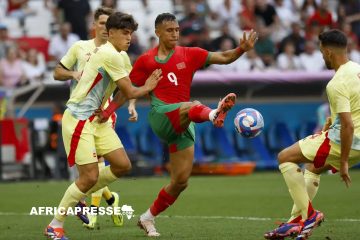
[53,63,81,81]
[339,112,353,188]
[208,29,258,65]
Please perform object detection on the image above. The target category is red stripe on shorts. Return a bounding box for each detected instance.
[67,119,87,167]
[313,132,331,168]
[165,108,186,134]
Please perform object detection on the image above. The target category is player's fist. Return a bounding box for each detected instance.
[72,71,82,82]
[145,69,162,92]
[239,29,258,52]
[94,108,110,123]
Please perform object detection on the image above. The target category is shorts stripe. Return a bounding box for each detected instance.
[313,132,331,168]
[165,108,185,134]
[67,120,86,167]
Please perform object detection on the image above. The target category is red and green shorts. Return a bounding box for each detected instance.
[149,103,195,153]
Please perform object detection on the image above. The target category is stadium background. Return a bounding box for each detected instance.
[0,0,360,239]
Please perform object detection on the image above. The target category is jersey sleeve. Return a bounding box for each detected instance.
[129,55,148,87]
[121,52,133,74]
[104,52,128,82]
[187,47,209,71]
[327,81,351,113]
[60,42,79,70]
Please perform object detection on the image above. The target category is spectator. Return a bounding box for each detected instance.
[6,0,36,26]
[234,49,265,71]
[254,24,276,68]
[216,0,242,35]
[239,0,257,31]
[340,22,358,45]
[299,40,324,71]
[277,41,301,70]
[300,0,318,23]
[210,22,237,51]
[127,33,143,63]
[101,0,117,9]
[48,22,80,62]
[304,20,321,43]
[348,39,360,63]
[197,27,213,51]
[339,0,360,42]
[56,0,91,40]
[254,0,279,33]
[22,48,46,84]
[278,22,306,55]
[0,24,16,59]
[209,38,237,71]
[179,2,206,46]
[273,0,299,43]
[307,0,333,31]
[147,36,158,50]
[0,46,26,88]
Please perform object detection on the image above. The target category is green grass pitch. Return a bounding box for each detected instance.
[0,171,360,239]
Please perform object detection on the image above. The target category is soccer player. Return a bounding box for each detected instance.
[53,7,135,229]
[97,13,258,237]
[264,29,360,240]
[44,12,162,240]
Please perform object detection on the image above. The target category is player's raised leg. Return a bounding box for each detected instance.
[188,93,236,127]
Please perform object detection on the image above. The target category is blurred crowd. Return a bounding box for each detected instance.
[0,0,360,89]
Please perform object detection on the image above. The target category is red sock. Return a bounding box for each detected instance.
[149,188,177,216]
[307,201,315,218]
[188,104,212,123]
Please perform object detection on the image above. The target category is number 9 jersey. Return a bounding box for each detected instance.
[130,46,209,106]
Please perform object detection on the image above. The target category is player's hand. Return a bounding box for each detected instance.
[239,29,258,52]
[94,108,110,123]
[145,69,162,92]
[128,103,138,122]
[322,117,332,131]
[340,160,351,188]
[72,71,82,82]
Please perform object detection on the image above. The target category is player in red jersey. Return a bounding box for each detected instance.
[96,13,257,237]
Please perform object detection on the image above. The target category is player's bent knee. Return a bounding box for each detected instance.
[78,173,99,189]
[112,161,132,176]
[277,148,289,164]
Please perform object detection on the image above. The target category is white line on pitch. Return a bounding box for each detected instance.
[0,212,359,223]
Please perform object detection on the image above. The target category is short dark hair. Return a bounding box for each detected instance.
[319,29,347,48]
[94,7,114,21]
[106,12,138,32]
[155,13,176,28]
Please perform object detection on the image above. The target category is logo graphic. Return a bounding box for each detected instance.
[176,62,186,70]
[121,205,135,220]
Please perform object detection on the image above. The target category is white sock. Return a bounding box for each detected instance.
[140,209,155,221]
[209,109,216,122]
[49,218,64,228]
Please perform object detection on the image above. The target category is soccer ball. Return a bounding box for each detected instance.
[234,108,264,138]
